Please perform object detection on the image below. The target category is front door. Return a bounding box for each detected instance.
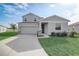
[41,23,45,33]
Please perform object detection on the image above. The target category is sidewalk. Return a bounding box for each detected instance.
[0,36,18,56]
[16,48,47,56]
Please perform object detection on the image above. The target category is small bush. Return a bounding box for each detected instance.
[50,32,55,36]
[69,32,76,37]
[50,32,67,37]
[56,32,61,36]
[61,32,67,37]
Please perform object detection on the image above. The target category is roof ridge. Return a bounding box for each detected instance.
[42,15,70,22]
[0,25,7,28]
[69,22,79,26]
[23,12,42,18]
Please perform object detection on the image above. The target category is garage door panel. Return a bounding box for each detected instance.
[21,28,37,32]
[21,26,38,28]
[19,23,38,27]
[20,22,38,34]
[20,23,38,34]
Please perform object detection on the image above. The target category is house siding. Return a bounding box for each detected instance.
[44,23,48,34]
[41,15,69,35]
[23,13,42,22]
[0,26,7,32]
[68,24,79,33]
[47,21,68,35]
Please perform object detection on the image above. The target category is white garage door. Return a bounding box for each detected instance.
[20,23,38,35]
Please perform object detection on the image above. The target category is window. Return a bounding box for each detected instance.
[34,18,36,21]
[24,18,27,22]
[55,23,61,30]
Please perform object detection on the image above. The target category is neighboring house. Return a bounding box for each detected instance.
[7,28,15,32]
[18,13,70,35]
[0,25,7,32]
[68,22,79,33]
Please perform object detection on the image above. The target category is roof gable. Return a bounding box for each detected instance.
[42,15,70,22]
[69,22,79,26]
[0,25,7,28]
[23,13,70,22]
[23,12,42,18]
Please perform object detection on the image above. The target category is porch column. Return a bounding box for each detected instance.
[38,22,42,34]
[39,22,41,31]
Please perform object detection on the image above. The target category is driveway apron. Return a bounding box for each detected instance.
[6,35,47,56]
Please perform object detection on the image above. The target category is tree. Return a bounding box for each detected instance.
[10,24,17,32]
[69,25,76,37]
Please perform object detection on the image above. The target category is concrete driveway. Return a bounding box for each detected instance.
[0,35,47,56]
[7,35,43,52]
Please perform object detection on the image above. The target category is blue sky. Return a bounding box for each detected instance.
[0,3,78,27]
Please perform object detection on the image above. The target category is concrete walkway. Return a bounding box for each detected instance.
[0,35,47,56]
[0,36,18,56]
[16,48,47,56]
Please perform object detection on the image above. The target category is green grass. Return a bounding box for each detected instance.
[0,32,18,41]
[39,36,79,56]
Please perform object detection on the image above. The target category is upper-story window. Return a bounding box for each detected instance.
[55,23,61,30]
[24,18,27,22]
[34,18,36,21]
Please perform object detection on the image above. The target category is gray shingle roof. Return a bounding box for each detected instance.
[69,22,79,26]
[23,12,43,18]
[42,15,70,22]
[0,25,7,28]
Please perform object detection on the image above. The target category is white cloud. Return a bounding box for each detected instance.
[68,3,79,24]
[4,11,24,18]
[2,4,28,17]
[21,3,28,7]
[60,10,72,19]
[2,4,19,17]
[14,3,28,9]
[2,3,28,13]
[4,14,13,17]
[73,4,79,14]
[49,4,55,7]
[60,3,73,6]
[15,4,24,8]
[2,4,16,12]
[57,3,79,24]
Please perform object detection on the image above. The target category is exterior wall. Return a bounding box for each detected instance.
[47,21,68,35]
[68,24,79,33]
[23,14,42,22]
[40,15,69,35]
[44,23,48,34]
[0,26,7,32]
[47,22,55,35]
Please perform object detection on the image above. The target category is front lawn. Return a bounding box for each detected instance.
[39,36,79,56]
[0,32,18,41]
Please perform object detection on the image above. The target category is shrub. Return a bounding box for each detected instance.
[69,32,76,37]
[55,32,67,37]
[69,26,77,37]
[50,32,67,37]
[61,32,67,37]
[56,32,61,36]
[50,32,55,36]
